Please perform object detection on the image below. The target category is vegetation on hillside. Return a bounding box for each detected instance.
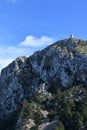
[0,84,87,130]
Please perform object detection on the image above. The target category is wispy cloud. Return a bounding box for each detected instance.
[0,35,55,71]
[19,35,55,47]
[0,58,13,70]
[0,46,34,71]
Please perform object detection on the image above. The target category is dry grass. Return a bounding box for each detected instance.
[75,45,87,55]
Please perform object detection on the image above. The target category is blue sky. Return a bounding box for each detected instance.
[0,0,87,70]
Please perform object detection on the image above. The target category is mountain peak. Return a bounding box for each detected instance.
[0,37,87,129]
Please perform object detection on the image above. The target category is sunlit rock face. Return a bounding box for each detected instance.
[0,38,87,118]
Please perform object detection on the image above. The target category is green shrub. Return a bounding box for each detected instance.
[54,121,64,130]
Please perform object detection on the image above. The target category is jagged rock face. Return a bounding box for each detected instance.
[29,38,87,87]
[0,38,87,118]
[0,57,26,118]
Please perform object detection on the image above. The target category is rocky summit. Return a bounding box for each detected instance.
[0,37,87,130]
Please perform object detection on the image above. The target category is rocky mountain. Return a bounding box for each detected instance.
[0,37,87,130]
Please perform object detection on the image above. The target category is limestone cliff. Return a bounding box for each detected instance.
[0,37,87,124]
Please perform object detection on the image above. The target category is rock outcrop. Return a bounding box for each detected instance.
[0,37,87,120]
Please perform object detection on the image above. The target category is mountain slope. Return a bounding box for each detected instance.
[0,37,87,130]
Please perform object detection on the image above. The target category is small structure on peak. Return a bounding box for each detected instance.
[70,34,74,39]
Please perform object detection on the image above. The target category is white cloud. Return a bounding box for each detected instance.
[19,35,55,47]
[0,58,13,71]
[0,46,34,71]
[0,35,55,71]
[0,46,31,58]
